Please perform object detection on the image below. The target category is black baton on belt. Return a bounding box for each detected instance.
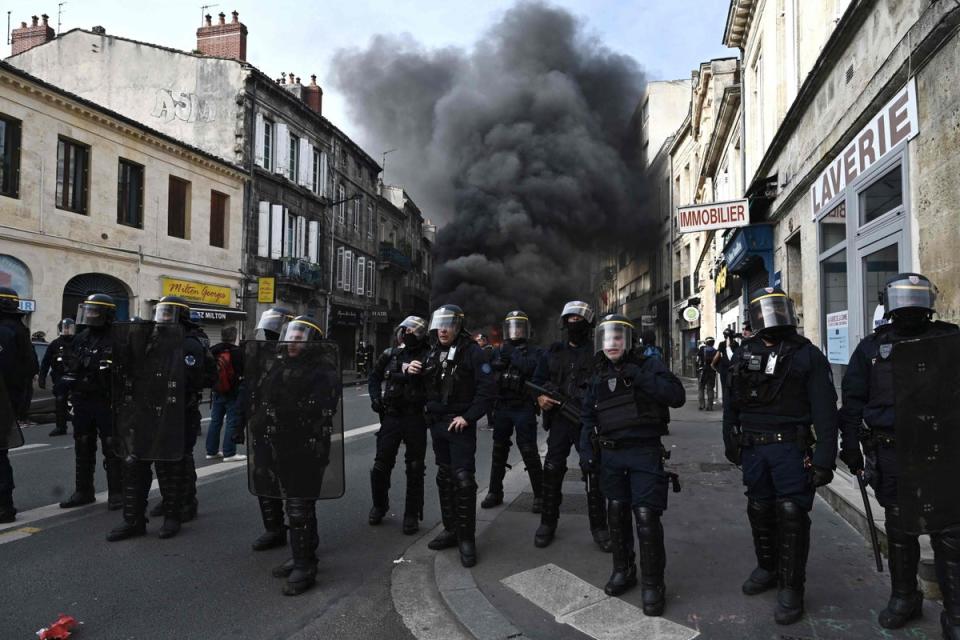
[857,472,883,573]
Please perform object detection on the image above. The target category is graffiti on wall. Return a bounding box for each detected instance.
[151,89,216,123]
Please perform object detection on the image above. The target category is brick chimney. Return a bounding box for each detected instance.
[196,9,247,61]
[11,14,55,56]
[304,75,323,116]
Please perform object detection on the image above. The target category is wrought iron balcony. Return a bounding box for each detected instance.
[277,257,324,288]
[379,242,412,272]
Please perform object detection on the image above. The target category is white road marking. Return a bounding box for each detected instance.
[357,392,370,397]
[502,563,699,640]
[0,421,382,539]
[9,443,50,452]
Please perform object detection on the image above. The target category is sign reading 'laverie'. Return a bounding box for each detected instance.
[676,199,749,234]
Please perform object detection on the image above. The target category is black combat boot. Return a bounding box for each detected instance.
[586,470,612,552]
[156,460,182,539]
[742,499,778,594]
[604,500,637,596]
[481,440,510,509]
[180,453,198,522]
[933,528,960,640]
[368,462,391,525]
[403,460,425,535]
[107,461,149,542]
[534,463,564,548]
[428,465,458,550]
[519,445,543,513]
[774,500,810,625]
[634,507,666,616]
[60,434,97,508]
[104,447,123,511]
[283,500,318,596]
[879,506,923,629]
[252,497,287,551]
[455,470,478,568]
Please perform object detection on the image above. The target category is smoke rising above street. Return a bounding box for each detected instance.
[331,1,649,330]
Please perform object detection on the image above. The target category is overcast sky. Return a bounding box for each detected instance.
[4,0,734,154]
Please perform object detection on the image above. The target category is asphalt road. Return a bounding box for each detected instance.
[0,385,496,640]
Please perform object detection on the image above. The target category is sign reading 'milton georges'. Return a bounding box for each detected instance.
[811,79,918,218]
[676,199,749,234]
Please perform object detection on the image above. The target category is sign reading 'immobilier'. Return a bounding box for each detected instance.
[676,199,749,234]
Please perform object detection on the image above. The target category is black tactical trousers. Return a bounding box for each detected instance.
[374,413,428,470]
[0,450,13,509]
[429,417,477,474]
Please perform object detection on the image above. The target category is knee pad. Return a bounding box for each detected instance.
[405,459,425,475]
[776,500,810,528]
[454,469,476,490]
[633,506,661,528]
[436,464,452,483]
[543,460,566,475]
[936,528,960,560]
[286,499,315,525]
[747,499,776,522]
[372,460,392,475]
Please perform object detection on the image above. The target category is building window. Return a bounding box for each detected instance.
[210,191,228,248]
[336,246,344,289]
[367,260,375,298]
[367,205,374,238]
[263,118,274,171]
[859,165,903,226]
[0,114,22,198]
[167,176,190,239]
[116,158,144,228]
[56,137,89,214]
[285,212,296,257]
[288,133,299,182]
[356,257,365,295]
[312,147,321,194]
[343,250,353,292]
[337,184,346,224]
[353,198,361,230]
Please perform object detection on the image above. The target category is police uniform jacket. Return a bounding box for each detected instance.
[68,327,113,401]
[423,334,495,425]
[39,335,73,385]
[492,340,542,408]
[532,340,594,428]
[369,342,431,415]
[0,315,39,417]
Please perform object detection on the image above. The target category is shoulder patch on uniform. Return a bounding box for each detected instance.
[184,354,196,366]
[481,363,492,375]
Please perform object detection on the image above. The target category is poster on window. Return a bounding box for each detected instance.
[826,310,849,364]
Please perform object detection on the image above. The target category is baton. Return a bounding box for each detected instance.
[857,472,884,572]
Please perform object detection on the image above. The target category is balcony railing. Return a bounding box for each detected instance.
[277,257,324,287]
[379,243,413,271]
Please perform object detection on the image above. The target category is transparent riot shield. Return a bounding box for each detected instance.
[111,322,185,461]
[0,376,24,450]
[244,340,345,500]
[893,332,960,535]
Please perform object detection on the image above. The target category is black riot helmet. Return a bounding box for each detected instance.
[76,293,117,327]
[503,310,530,343]
[279,315,324,342]
[882,273,937,319]
[748,287,798,337]
[561,300,595,325]
[396,315,428,347]
[154,296,192,325]
[0,286,22,315]
[429,304,465,343]
[561,300,594,345]
[58,318,76,337]
[256,306,295,340]
[595,313,635,363]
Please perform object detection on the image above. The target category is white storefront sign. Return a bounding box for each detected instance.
[676,199,749,234]
[826,310,849,364]
[811,79,919,218]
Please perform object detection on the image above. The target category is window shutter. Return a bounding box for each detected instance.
[297,216,307,259]
[344,250,353,292]
[308,220,319,263]
[298,138,311,186]
[367,261,374,298]
[320,151,329,197]
[336,246,344,288]
[254,113,265,167]
[257,201,270,257]
[270,204,283,259]
[274,123,289,175]
[356,257,365,295]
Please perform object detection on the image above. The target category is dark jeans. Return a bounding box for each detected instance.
[375,413,428,469]
[0,450,13,508]
[429,416,477,474]
[740,440,815,511]
[599,443,668,512]
[206,391,240,457]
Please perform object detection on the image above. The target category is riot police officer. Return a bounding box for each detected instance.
[481,310,543,511]
[580,314,685,615]
[0,287,40,523]
[39,318,76,436]
[422,304,495,567]
[60,293,122,510]
[723,287,839,626]
[367,316,431,534]
[532,300,611,551]
[839,273,960,637]
[697,337,717,411]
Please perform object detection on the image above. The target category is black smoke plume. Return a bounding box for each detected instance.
[331,1,650,333]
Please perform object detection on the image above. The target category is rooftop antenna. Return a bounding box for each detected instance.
[201,4,219,25]
[57,2,66,35]
[7,11,11,46]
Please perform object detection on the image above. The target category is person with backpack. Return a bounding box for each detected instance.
[206,326,245,462]
[696,337,718,411]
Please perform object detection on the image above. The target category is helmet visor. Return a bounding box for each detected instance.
[153,301,188,324]
[561,300,594,324]
[76,302,111,327]
[503,316,530,341]
[61,320,76,337]
[399,316,428,339]
[595,319,633,362]
[884,276,937,316]
[279,318,323,342]
[748,294,798,332]
[256,309,293,335]
[429,308,463,334]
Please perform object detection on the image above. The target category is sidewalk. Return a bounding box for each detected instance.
[392,381,944,640]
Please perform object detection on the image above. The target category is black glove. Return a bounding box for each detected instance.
[722,422,741,465]
[620,363,642,381]
[839,446,865,475]
[371,398,383,415]
[810,465,834,487]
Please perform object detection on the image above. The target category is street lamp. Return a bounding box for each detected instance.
[324,193,363,334]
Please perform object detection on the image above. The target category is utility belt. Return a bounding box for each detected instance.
[381,405,424,418]
[740,425,812,448]
[597,436,662,450]
[859,427,896,449]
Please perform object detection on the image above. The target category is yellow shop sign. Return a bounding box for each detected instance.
[161,278,232,306]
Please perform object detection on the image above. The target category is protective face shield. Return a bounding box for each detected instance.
[561,300,595,325]
[256,307,295,336]
[883,273,937,318]
[76,295,116,327]
[429,305,464,345]
[280,316,323,356]
[397,316,427,347]
[153,299,190,324]
[748,288,798,335]
[60,318,76,337]
[595,315,634,363]
[503,311,530,342]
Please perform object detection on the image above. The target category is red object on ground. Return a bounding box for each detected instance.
[36,614,79,639]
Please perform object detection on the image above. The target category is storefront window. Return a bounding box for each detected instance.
[819,201,846,252]
[859,165,903,226]
[861,243,899,334]
[821,249,848,381]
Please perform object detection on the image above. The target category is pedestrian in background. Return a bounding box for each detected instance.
[206,326,245,462]
[696,337,718,410]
